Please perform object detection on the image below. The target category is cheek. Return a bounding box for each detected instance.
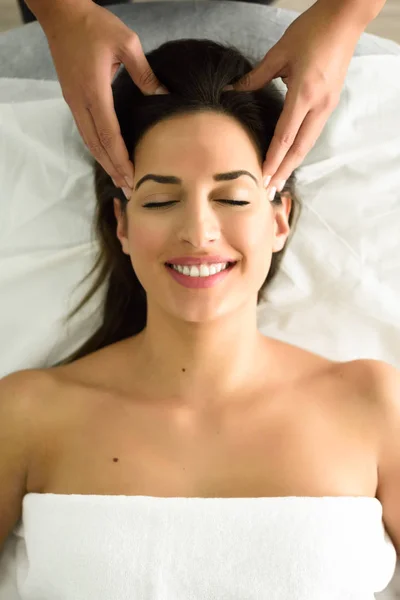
[125,222,167,291]
[233,210,272,253]
[234,211,274,284]
[128,221,166,258]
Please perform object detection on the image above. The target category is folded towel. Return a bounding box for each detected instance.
[0,494,396,599]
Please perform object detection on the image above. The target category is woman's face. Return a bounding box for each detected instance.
[114,111,291,323]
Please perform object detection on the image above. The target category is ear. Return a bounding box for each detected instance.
[271,192,292,253]
[113,198,130,256]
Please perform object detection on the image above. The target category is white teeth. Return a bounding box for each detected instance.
[171,262,230,277]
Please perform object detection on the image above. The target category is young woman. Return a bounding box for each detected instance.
[0,38,398,599]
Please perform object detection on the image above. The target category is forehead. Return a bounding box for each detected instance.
[135,111,260,164]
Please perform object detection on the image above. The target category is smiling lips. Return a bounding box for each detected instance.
[165,261,237,289]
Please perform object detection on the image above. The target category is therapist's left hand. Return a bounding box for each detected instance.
[226,0,366,195]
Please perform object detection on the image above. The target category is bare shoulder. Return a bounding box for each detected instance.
[0,368,59,527]
[275,341,396,418]
[340,359,400,557]
[0,368,62,448]
[0,367,90,498]
[0,368,59,412]
[346,358,400,455]
[331,358,400,402]
[0,366,79,442]
[328,359,400,555]
[324,357,400,421]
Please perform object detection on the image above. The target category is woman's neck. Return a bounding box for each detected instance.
[128,310,270,411]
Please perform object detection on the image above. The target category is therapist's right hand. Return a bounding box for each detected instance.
[42,1,169,190]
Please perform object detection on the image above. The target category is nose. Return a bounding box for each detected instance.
[177,201,221,246]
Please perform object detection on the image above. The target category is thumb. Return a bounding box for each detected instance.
[232,45,283,92]
[119,33,169,95]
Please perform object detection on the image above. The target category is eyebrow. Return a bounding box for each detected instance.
[134,170,258,192]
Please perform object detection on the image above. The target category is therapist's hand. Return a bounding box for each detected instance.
[42,1,168,190]
[227,0,365,195]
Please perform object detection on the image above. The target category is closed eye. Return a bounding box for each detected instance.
[142,200,250,209]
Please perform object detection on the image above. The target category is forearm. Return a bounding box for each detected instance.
[24,0,93,30]
[316,0,387,30]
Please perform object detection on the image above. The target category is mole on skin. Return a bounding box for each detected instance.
[111,370,186,463]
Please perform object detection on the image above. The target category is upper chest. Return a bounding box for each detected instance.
[27,360,381,498]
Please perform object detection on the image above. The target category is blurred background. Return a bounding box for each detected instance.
[0,0,399,43]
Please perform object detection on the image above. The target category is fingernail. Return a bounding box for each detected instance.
[112,177,118,188]
[154,86,169,95]
[223,84,234,91]
[124,175,134,188]
[122,187,131,200]
[277,179,286,193]
[263,175,272,188]
[268,186,277,201]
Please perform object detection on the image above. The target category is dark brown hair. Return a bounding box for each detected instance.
[53,38,301,367]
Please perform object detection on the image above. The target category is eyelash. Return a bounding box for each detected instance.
[143,200,250,209]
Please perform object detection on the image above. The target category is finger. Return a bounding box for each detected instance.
[119,32,169,96]
[262,86,310,180]
[85,77,134,187]
[72,102,129,188]
[232,45,282,92]
[266,106,331,193]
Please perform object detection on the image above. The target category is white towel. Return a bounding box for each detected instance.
[0,494,397,599]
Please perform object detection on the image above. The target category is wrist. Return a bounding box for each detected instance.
[24,0,93,32]
[316,0,386,30]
